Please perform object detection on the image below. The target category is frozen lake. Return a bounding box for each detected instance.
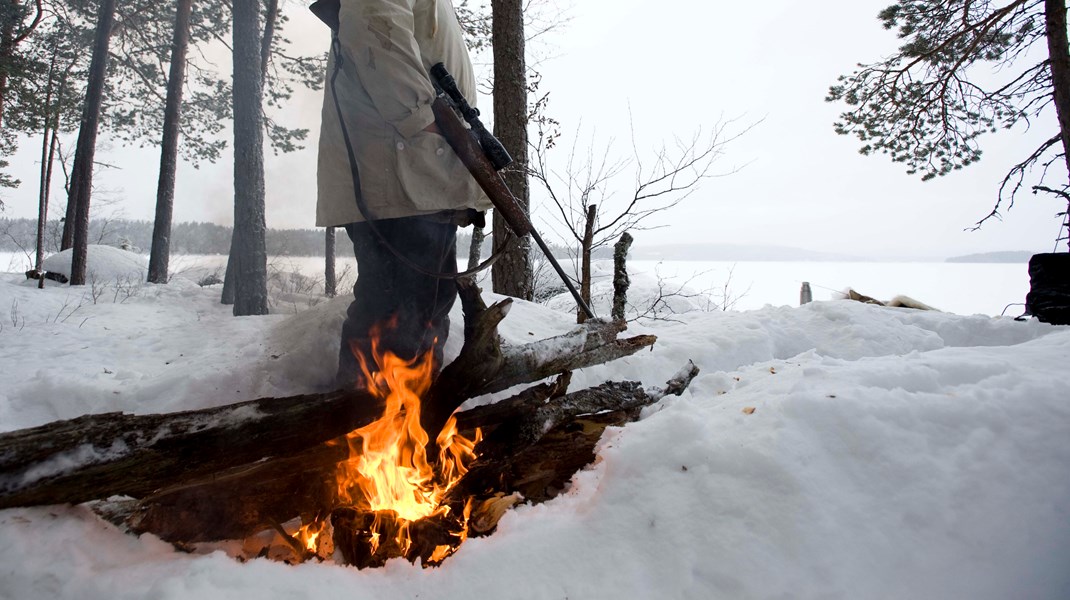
[1,251,1031,317]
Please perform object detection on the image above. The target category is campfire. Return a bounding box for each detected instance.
[0,278,698,570]
[291,322,484,567]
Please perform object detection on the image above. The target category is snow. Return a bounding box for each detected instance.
[1,248,1069,599]
[8,440,130,491]
[42,245,150,283]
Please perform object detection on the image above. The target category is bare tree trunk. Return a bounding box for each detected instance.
[490,0,532,299]
[578,203,596,323]
[612,231,633,321]
[60,193,74,249]
[148,0,194,284]
[325,226,336,297]
[467,226,485,270]
[1045,0,1070,241]
[42,90,62,255]
[33,48,58,287]
[230,0,268,315]
[68,0,117,286]
[220,238,236,304]
[222,0,280,304]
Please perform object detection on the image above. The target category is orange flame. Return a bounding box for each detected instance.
[294,322,481,562]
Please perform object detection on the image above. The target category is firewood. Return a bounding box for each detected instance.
[420,277,655,448]
[119,362,699,562]
[0,389,386,509]
[331,508,462,568]
[123,443,347,543]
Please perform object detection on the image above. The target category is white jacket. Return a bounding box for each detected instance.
[316,0,490,226]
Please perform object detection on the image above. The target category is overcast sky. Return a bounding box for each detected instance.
[2,0,1066,259]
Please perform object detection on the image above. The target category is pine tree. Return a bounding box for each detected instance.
[490,0,533,299]
[828,0,1070,245]
[68,0,117,286]
[229,0,268,316]
[148,0,194,285]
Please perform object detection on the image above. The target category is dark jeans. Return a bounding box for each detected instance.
[336,215,458,388]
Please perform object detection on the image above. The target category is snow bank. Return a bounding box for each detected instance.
[41,245,149,283]
[0,267,1068,599]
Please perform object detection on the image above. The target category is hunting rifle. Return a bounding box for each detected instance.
[429,63,596,320]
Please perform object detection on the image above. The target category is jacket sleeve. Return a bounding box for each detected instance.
[337,0,436,138]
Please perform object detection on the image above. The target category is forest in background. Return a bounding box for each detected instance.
[0,217,590,260]
[0,217,350,257]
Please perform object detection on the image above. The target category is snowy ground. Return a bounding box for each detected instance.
[1,247,1068,599]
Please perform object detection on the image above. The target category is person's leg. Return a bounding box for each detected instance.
[336,216,458,389]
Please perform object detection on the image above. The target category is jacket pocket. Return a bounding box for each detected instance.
[395,130,481,212]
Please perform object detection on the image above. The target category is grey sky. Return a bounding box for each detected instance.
[2,0,1065,259]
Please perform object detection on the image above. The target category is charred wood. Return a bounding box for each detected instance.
[120,362,698,558]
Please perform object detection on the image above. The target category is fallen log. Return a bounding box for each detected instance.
[419,277,656,449]
[0,279,655,510]
[117,362,699,565]
[330,362,699,567]
[0,389,385,509]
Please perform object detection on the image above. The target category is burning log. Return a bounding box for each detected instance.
[330,508,463,568]
[0,389,387,509]
[117,362,698,567]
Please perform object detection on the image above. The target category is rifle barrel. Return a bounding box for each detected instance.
[530,229,596,320]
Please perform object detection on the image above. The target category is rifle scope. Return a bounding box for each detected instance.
[430,63,513,171]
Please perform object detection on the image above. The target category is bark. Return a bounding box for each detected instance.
[220,239,235,304]
[68,0,117,286]
[466,226,485,270]
[60,186,75,250]
[1045,0,1070,228]
[41,101,61,260]
[612,231,633,321]
[490,0,532,299]
[578,203,597,323]
[222,0,279,305]
[148,0,194,285]
[325,226,337,297]
[230,0,268,315]
[36,126,58,290]
[34,49,57,286]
